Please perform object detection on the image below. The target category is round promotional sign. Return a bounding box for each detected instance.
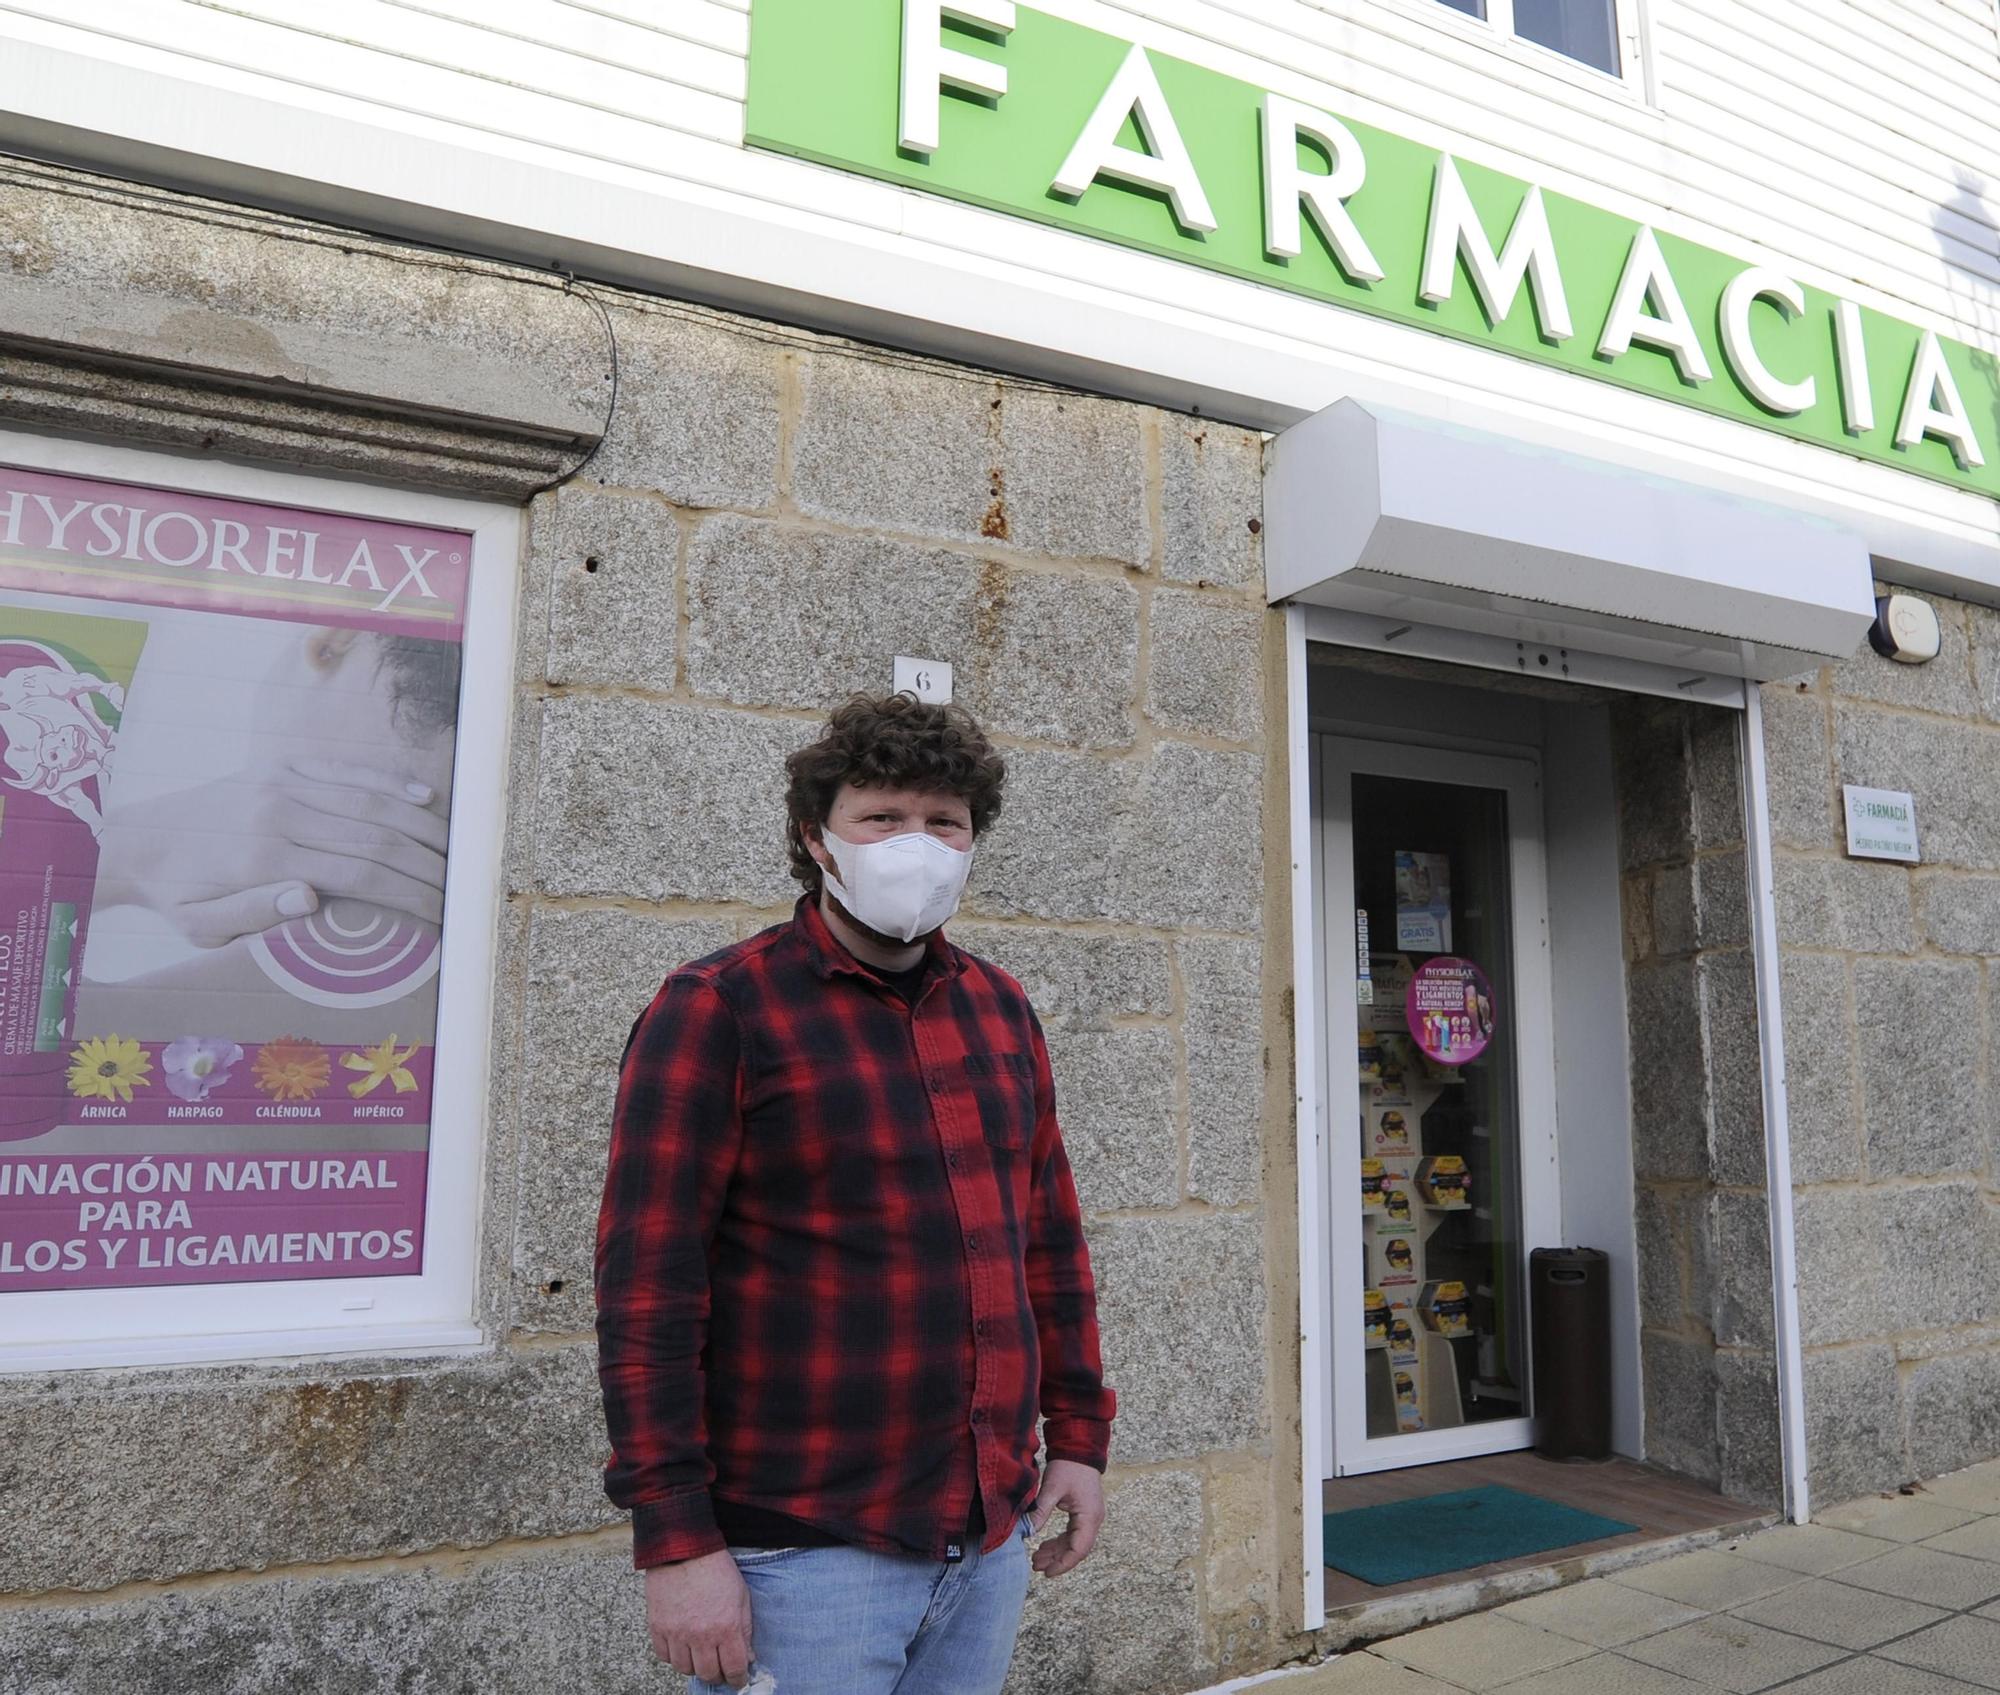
[1405,956,1496,1065]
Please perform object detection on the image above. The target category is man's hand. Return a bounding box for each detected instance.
[1027,1458,1105,1578]
[645,1550,755,1688]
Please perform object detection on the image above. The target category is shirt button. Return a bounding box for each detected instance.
[946,1152,961,1170]
[965,1232,979,1253]
[974,1320,988,1338]
[972,1409,988,1426]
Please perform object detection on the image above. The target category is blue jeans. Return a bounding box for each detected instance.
[689,1513,1034,1695]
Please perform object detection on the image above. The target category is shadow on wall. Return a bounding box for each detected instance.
[1607,693,1784,1511]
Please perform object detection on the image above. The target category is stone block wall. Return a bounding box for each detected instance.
[1614,697,1784,1507]
[36,148,1998,1689]
[1,273,1302,1694]
[1765,587,2000,1505]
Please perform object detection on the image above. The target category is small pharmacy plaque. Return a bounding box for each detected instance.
[1843,786,1920,863]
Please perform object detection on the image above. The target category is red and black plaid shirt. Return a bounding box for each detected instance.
[595,896,1117,1568]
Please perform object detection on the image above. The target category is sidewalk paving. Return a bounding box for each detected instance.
[1278,1458,2000,1693]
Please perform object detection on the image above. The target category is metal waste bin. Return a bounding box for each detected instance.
[1530,1246,1612,1461]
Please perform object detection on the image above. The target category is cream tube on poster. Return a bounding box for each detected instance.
[0,609,147,1141]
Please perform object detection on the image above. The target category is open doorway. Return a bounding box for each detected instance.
[1300,643,1777,1621]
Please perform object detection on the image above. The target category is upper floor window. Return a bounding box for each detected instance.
[1438,0,1624,77]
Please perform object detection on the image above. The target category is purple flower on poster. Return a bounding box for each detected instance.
[162,1037,245,1103]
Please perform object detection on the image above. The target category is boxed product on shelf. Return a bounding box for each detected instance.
[1370,953,1415,1029]
[1419,1280,1473,1337]
[1392,1368,1425,1431]
[1376,1032,1419,1089]
[1386,1312,1418,1357]
[1363,1289,1391,1348]
[1417,1154,1472,1208]
[1358,1026,1385,1081]
[1371,1103,1413,1153]
[1360,1157,1387,1209]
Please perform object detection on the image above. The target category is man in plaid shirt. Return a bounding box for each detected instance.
[596,694,1117,1694]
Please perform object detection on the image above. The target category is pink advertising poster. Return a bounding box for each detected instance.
[0,463,470,1291]
[1406,957,1496,1067]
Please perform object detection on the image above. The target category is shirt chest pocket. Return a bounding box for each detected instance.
[963,1052,1035,1153]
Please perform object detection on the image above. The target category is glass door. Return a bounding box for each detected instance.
[1317,737,1560,1473]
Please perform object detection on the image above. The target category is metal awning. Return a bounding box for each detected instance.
[1266,398,1877,680]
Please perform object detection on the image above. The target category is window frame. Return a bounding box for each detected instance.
[1411,0,1655,101]
[0,427,520,1374]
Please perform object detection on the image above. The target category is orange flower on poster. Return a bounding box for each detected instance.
[253,1036,331,1102]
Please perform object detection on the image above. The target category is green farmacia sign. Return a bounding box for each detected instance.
[747,0,2000,502]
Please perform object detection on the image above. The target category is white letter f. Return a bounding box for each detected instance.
[900,0,1015,156]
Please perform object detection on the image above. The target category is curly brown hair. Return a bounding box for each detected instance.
[784,694,1007,890]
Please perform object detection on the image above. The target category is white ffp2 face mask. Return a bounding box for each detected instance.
[819,828,973,943]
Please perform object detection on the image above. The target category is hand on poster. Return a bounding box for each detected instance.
[95,756,448,948]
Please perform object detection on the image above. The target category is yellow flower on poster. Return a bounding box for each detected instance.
[343,1035,420,1099]
[66,1034,152,1103]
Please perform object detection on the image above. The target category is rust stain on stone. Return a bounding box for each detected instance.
[289,1378,412,1472]
[980,467,1009,541]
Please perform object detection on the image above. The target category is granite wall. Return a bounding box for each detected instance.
[1615,697,1784,1508]
[1764,588,2000,1507]
[16,149,2000,1695]
[0,161,1304,1695]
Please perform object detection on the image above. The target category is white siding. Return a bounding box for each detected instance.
[5,0,2000,581]
[7,0,1996,327]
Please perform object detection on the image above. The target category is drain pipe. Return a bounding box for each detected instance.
[1740,682,1811,1525]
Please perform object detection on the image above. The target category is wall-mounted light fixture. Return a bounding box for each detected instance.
[1868,593,1941,665]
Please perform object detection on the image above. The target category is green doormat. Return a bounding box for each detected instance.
[1323,1485,1635,1586]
